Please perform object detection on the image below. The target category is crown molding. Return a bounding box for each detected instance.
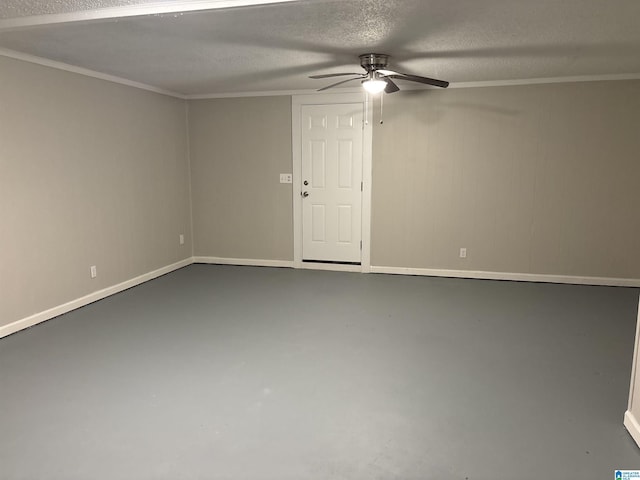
[0,0,299,31]
[184,74,640,99]
[2,44,638,101]
[449,73,640,89]
[185,87,363,99]
[0,47,186,99]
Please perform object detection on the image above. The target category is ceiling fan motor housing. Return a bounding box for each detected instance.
[359,53,389,72]
[310,53,448,91]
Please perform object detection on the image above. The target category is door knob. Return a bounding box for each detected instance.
[303,180,309,186]
[302,191,309,198]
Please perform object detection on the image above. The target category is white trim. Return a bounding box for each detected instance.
[193,256,293,268]
[0,0,300,31]
[370,265,640,287]
[2,49,637,102]
[624,410,640,448]
[361,96,373,274]
[185,74,640,99]
[3,257,637,339]
[0,47,185,99]
[0,258,192,339]
[449,73,640,89]
[187,87,363,99]
[291,92,373,273]
[192,256,361,272]
[626,298,640,417]
[291,96,303,267]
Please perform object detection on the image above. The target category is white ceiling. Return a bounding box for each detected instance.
[0,0,639,96]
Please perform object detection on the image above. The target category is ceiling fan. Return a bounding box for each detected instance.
[310,53,449,94]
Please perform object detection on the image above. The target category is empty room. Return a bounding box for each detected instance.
[2,0,640,478]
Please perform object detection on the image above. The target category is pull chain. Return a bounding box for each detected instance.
[380,92,384,124]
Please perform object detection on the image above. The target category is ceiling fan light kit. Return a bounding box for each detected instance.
[310,53,450,95]
[362,78,387,94]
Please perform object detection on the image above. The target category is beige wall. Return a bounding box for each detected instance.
[3,61,639,330]
[188,82,640,280]
[189,96,293,260]
[372,81,640,278]
[0,56,192,327]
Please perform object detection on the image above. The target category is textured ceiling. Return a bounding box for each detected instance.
[0,0,639,96]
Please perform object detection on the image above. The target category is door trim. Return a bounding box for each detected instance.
[292,92,373,273]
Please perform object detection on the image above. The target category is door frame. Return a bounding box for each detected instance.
[292,92,373,273]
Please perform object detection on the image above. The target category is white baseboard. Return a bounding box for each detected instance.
[4,258,637,340]
[370,266,640,288]
[193,256,293,268]
[0,258,192,339]
[194,256,364,272]
[624,410,640,448]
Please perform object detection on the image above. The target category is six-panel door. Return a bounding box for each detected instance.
[301,103,363,263]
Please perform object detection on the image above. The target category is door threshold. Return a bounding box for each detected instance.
[303,260,361,266]
[298,261,363,273]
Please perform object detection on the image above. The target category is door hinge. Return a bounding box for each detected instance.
[361,181,363,192]
[360,240,362,250]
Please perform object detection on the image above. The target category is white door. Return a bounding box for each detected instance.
[301,103,363,263]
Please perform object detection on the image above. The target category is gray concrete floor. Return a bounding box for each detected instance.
[1,264,639,479]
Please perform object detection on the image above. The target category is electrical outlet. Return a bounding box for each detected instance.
[459,248,467,259]
[279,173,292,184]
[179,234,185,245]
[90,265,97,278]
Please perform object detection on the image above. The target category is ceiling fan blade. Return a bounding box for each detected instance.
[318,76,362,91]
[309,73,364,79]
[388,73,449,88]
[384,78,400,93]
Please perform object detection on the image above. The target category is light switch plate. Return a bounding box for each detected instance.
[280,173,292,184]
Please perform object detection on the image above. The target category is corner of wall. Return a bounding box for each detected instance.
[185,99,195,257]
[624,410,640,448]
